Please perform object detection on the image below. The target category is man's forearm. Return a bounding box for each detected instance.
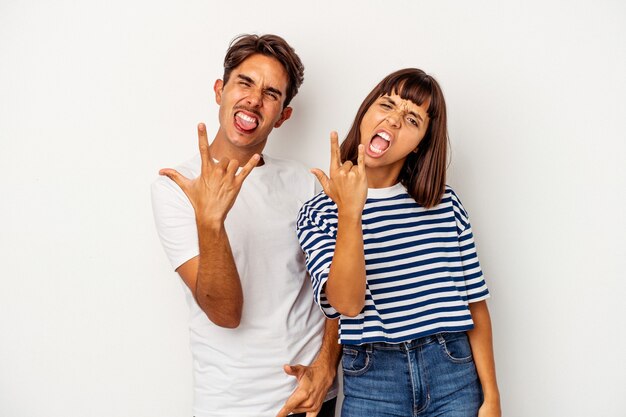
[195,221,243,328]
[312,318,341,373]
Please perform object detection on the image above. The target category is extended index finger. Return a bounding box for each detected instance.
[197,123,212,172]
[329,131,341,170]
[275,390,307,417]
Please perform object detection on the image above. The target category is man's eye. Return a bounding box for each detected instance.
[239,81,250,87]
[265,92,278,100]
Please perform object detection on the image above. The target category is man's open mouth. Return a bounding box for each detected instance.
[234,111,259,132]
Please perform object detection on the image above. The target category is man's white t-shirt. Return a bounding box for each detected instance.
[151,154,337,417]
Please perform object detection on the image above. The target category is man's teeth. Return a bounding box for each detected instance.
[236,112,257,123]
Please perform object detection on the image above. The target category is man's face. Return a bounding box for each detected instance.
[214,54,292,153]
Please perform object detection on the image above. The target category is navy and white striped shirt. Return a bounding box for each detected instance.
[296,183,490,345]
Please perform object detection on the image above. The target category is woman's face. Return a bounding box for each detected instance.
[359,93,430,174]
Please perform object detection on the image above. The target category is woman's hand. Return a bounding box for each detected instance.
[311,131,368,217]
[478,398,502,417]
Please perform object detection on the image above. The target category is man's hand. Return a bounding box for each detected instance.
[275,362,335,417]
[311,131,368,217]
[159,122,260,226]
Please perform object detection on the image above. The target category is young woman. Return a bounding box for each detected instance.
[297,68,501,417]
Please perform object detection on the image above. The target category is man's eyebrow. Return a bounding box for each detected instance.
[237,74,255,84]
[265,86,283,97]
[382,96,423,122]
[237,74,283,97]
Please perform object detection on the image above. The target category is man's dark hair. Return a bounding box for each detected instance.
[223,34,304,107]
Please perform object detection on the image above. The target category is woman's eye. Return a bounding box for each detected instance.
[407,117,418,127]
[380,103,392,109]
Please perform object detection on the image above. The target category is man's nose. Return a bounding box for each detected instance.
[245,88,263,107]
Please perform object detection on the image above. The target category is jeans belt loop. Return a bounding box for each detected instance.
[366,343,373,354]
[436,333,446,345]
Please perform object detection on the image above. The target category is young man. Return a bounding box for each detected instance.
[151,34,340,417]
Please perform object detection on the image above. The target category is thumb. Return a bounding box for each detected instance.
[310,169,330,193]
[283,364,304,377]
[159,168,190,191]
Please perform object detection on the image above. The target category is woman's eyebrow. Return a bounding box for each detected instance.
[384,96,424,122]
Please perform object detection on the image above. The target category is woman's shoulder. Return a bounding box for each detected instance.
[442,185,465,208]
[297,191,338,226]
[300,191,337,214]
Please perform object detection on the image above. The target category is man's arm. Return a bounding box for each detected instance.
[175,221,242,328]
[276,318,341,417]
[467,300,502,417]
[160,123,259,328]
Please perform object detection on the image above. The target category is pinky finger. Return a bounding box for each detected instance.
[237,154,261,182]
[159,168,190,190]
[357,144,366,174]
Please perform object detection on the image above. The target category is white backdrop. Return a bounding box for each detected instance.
[1,1,625,416]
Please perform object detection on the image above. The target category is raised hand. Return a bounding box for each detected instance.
[159,123,260,225]
[311,131,368,217]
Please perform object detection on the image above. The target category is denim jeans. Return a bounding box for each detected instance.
[341,332,483,417]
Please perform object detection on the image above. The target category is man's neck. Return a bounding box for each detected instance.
[209,132,266,166]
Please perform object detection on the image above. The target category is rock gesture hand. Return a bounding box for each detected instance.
[159,123,260,225]
[311,132,368,217]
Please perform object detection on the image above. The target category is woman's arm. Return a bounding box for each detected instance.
[311,133,368,317]
[325,212,367,316]
[467,300,502,417]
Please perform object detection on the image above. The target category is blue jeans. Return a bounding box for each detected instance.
[341,332,483,417]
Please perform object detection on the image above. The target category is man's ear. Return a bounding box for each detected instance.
[274,106,293,128]
[214,79,224,104]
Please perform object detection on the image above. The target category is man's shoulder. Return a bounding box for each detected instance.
[262,154,315,196]
[151,154,200,201]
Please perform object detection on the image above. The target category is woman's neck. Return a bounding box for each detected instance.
[366,163,403,189]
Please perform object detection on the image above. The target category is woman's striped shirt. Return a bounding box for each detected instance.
[296,183,490,345]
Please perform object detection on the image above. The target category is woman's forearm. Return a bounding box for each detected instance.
[467,301,501,404]
[325,212,367,317]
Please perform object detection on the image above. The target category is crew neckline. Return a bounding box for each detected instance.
[367,182,406,199]
[210,154,269,174]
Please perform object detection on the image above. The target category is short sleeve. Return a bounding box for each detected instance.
[449,189,490,303]
[296,194,340,318]
[151,176,199,270]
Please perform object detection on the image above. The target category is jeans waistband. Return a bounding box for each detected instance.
[347,331,466,353]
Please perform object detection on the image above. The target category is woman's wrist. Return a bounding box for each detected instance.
[482,390,501,404]
[337,207,363,221]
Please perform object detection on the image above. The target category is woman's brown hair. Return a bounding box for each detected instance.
[340,68,449,208]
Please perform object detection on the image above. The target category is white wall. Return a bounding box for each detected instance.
[1,1,625,416]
